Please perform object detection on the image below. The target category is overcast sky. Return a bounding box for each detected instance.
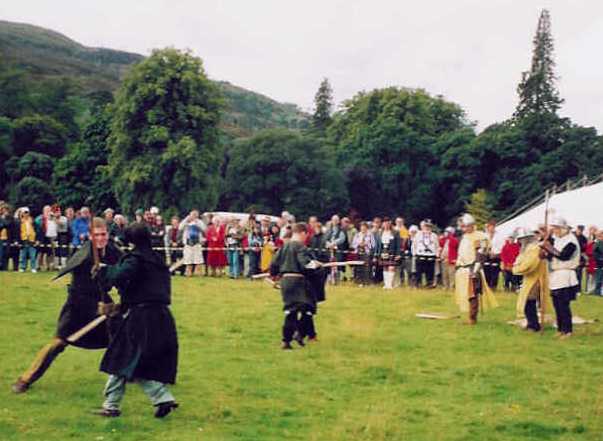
[2,0,602,131]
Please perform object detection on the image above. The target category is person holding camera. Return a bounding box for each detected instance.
[178,210,206,277]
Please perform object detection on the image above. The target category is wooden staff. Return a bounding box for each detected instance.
[66,315,107,344]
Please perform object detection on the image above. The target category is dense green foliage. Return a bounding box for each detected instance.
[108,48,223,215]
[3,273,603,440]
[1,11,602,225]
[53,105,118,211]
[222,129,348,218]
[328,87,470,223]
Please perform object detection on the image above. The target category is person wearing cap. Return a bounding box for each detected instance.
[512,228,552,332]
[12,217,122,394]
[455,214,498,324]
[541,217,580,339]
[439,227,459,290]
[93,222,178,418]
[16,207,39,273]
[412,219,439,289]
[71,207,91,248]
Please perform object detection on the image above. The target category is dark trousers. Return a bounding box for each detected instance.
[552,290,574,334]
[524,299,540,331]
[282,305,315,343]
[10,244,20,270]
[247,251,261,277]
[504,271,521,291]
[0,240,7,270]
[415,258,435,287]
[484,258,500,290]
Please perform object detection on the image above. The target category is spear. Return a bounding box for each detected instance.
[540,189,551,331]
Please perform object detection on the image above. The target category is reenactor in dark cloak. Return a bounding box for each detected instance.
[11,218,122,393]
[270,223,325,349]
[93,222,178,418]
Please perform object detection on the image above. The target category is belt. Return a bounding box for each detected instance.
[282,273,304,278]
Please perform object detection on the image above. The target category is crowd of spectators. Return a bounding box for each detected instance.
[1,201,602,295]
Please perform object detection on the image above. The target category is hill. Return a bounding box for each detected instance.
[0,20,309,136]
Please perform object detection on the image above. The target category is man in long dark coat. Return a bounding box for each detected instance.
[93,222,178,418]
[12,218,121,394]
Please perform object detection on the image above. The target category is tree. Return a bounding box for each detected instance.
[222,129,348,218]
[514,9,563,119]
[12,177,54,214]
[328,87,471,223]
[0,63,31,118]
[12,114,69,157]
[53,106,118,211]
[312,78,334,132]
[465,189,494,229]
[0,116,14,198]
[108,48,223,215]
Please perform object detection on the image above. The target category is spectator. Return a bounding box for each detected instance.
[17,207,38,273]
[104,208,115,231]
[593,231,603,296]
[439,226,459,290]
[325,215,347,283]
[352,222,376,286]
[111,214,128,246]
[71,207,91,249]
[261,224,282,273]
[501,234,521,292]
[412,219,439,288]
[165,216,184,275]
[575,225,587,292]
[150,215,166,250]
[55,206,69,269]
[35,206,52,271]
[225,219,244,279]
[375,217,401,290]
[247,223,263,277]
[134,209,144,223]
[179,210,206,277]
[0,202,11,270]
[206,216,227,276]
[586,227,598,294]
[43,205,61,270]
[371,217,384,284]
[484,220,504,290]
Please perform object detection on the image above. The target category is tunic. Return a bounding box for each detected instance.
[270,241,316,310]
[454,231,498,312]
[99,246,178,384]
[54,241,122,348]
[512,242,552,318]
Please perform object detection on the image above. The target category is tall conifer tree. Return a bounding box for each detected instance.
[312,78,333,131]
[514,9,563,119]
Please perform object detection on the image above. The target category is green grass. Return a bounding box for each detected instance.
[1,272,603,441]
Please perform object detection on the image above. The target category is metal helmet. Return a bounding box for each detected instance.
[461,213,475,226]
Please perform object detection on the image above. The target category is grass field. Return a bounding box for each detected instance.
[1,272,603,441]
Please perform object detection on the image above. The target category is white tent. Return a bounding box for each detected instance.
[497,181,603,238]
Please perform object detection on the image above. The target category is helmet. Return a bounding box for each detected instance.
[461,213,475,226]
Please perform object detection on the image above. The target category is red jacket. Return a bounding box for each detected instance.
[439,234,459,265]
[500,240,520,270]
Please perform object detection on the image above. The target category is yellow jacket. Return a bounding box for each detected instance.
[20,217,36,242]
[512,242,552,318]
[454,230,498,312]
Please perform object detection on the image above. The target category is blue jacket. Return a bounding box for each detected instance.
[71,217,90,247]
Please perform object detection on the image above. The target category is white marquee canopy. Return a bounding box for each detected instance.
[497,181,603,238]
